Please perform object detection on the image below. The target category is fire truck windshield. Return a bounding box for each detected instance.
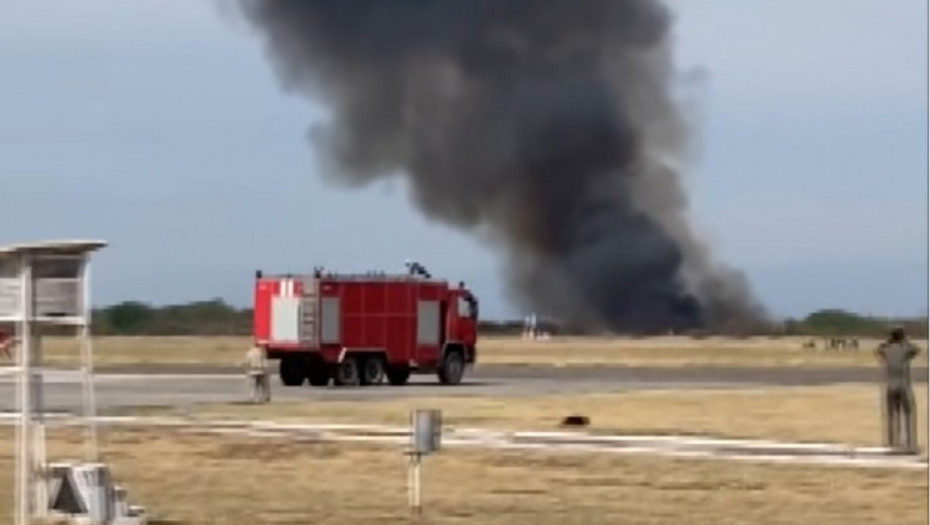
[459,293,478,321]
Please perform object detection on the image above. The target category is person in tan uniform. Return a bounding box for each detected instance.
[244,344,271,403]
[875,327,921,453]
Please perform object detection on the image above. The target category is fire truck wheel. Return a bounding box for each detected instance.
[385,366,411,386]
[359,356,385,386]
[333,358,360,387]
[279,357,307,387]
[438,350,465,385]
[307,368,331,387]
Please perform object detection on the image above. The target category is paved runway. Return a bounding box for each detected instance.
[88,363,929,385]
[0,364,924,414]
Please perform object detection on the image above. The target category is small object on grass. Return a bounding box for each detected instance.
[560,415,590,427]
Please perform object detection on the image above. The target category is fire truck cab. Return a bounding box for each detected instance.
[253,267,478,387]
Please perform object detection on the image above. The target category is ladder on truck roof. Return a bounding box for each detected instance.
[261,272,447,284]
[258,260,446,284]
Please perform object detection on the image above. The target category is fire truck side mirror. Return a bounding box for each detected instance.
[255,270,263,279]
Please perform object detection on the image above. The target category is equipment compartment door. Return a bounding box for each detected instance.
[416,300,441,364]
[271,296,301,343]
[320,296,342,344]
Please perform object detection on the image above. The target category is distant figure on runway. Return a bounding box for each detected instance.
[875,327,920,453]
[244,344,271,403]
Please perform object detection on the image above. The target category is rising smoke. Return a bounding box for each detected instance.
[235,0,766,333]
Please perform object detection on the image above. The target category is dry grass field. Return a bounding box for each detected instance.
[0,429,925,525]
[475,336,929,368]
[33,335,930,369]
[137,384,929,449]
[38,336,247,368]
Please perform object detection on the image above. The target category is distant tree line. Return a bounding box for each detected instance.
[48,300,927,339]
[91,299,252,336]
[780,309,928,339]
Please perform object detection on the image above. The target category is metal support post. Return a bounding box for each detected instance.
[407,452,423,516]
[32,334,47,520]
[406,409,440,518]
[80,257,98,462]
[12,345,22,523]
[15,255,33,525]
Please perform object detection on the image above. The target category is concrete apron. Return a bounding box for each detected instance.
[0,414,925,471]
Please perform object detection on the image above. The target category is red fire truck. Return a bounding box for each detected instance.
[253,266,478,387]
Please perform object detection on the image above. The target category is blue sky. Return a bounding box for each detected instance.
[0,1,926,320]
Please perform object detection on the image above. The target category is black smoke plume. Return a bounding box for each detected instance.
[235,0,766,333]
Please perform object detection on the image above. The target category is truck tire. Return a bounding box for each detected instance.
[359,356,385,386]
[333,358,360,387]
[438,350,465,385]
[279,357,306,387]
[307,367,331,387]
[385,365,411,386]
[306,356,331,387]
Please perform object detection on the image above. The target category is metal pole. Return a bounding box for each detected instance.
[32,334,47,519]
[15,254,33,525]
[80,255,98,462]
[413,455,422,515]
[407,455,413,511]
[407,453,422,517]
[13,338,22,525]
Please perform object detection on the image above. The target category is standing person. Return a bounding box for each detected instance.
[875,327,921,453]
[244,344,271,403]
